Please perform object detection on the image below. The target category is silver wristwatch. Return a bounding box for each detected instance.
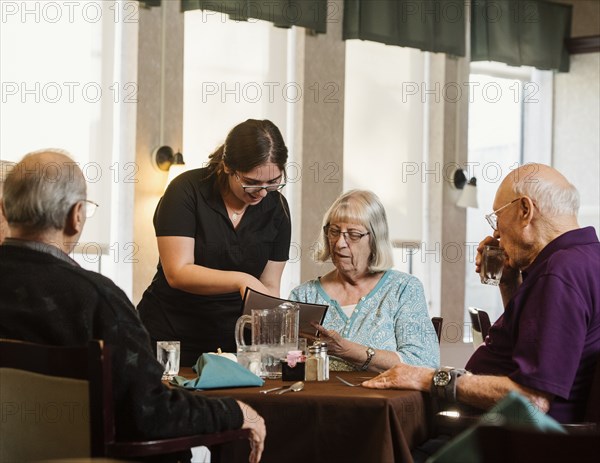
[361,347,375,371]
[431,367,467,402]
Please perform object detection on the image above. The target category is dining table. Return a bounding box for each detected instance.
[177,368,433,463]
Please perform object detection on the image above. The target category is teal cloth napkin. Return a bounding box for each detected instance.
[171,353,264,389]
[427,391,566,463]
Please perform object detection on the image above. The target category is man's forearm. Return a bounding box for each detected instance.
[456,374,551,413]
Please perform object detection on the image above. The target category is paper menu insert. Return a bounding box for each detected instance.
[241,287,328,337]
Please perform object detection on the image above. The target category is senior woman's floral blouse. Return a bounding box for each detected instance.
[290,269,440,370]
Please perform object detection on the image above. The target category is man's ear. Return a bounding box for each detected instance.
[65,201,85,236]
[519,196,535,225]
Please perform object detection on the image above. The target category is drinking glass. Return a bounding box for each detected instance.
[259,344,296,379]
[157,341,180,380]
[480,245,505,286]
[297,338,308,355]
[236,345,262,376]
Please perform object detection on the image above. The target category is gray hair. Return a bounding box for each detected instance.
[0,160,15,194]
[512,165,580,217]
[314,189,394,272]
[3,149,86,231]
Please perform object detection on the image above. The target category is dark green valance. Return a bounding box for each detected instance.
[343,0,466,56]
[181,0,327,33]
[471,0,572,72]
[139,0,162,7]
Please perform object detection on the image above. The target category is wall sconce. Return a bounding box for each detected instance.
[452,168,479,209]
[152,145,186,187]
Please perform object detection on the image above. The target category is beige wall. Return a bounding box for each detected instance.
[553,0,600,232]
[299,0,346,282]
[550,0,600,37]
[426,53,471,334]
[554,52,600,231]
[133,2,184,304]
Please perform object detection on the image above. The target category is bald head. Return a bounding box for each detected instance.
[3,149,86,233]
[499,163,580,219]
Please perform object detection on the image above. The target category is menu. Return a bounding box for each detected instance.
[241,287,328,337]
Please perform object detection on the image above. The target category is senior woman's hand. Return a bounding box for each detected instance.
[301,323,349,357]
[362,364,435,391]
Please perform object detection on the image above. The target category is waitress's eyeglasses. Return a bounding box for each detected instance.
[234,173,286,194]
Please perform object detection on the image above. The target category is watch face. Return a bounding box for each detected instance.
[433,370,451,387]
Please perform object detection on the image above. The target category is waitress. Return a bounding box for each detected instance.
[138,119,291,365]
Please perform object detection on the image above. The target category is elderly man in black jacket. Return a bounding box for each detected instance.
[0,149,266,462]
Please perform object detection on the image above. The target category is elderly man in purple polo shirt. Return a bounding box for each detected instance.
[363,163,600,425]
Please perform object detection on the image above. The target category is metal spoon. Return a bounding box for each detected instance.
[277,381,304,395]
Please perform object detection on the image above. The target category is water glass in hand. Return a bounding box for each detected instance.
[480,245,505,286]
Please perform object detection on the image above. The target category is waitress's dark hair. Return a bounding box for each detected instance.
[206,119,288,191]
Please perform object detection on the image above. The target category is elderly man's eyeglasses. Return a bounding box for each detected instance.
[485,198,521,231]
[324,226,370,243]
[83,200,99,218]
[234,173,286,194]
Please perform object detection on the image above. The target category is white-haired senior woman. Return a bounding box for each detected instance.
[289,190,440,372]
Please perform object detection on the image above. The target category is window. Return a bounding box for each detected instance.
[0,1,137,297]
[464,62,553,329]
[343,40,426,276]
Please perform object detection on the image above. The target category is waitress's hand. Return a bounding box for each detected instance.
[238,274,270,299]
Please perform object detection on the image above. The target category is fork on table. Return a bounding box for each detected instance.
[335,376,363,387]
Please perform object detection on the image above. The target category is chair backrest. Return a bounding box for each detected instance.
[468,307,491,349]
[561,354,600,434]
[0,338,107,460]
[431,317,443,343]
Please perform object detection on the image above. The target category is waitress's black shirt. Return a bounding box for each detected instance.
[138,168,291,365]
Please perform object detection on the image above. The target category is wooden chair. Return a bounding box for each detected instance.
[562,354,600,434]
[0,338,250,461]
[468,307,491,348]
[431,317,443,343]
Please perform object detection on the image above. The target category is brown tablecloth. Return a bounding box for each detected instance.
[179,369,432,463]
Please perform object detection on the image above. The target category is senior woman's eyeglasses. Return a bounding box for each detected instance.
[324,225,370,243]
[485,198,521,231]
[82,200,99,218]
[234,173,286,194]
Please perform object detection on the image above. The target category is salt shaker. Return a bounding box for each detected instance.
[305,342,329,381]
[316,341,330,381]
